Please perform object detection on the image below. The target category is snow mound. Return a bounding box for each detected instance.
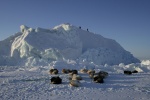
[141,60,150,65]
[0,23,140,66]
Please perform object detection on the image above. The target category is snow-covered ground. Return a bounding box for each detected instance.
[0,60,150,100]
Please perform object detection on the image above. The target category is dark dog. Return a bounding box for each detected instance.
[98,71,108,79]
[124,71,132,75]
[50,76,62,84]
[132,70,138,73]
[93,75,104,83]
[69,70,78,75]
[71,70,78,74]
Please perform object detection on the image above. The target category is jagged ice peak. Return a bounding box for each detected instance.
[0,23,140,66]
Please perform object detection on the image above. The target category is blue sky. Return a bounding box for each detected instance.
[0,0,150,60]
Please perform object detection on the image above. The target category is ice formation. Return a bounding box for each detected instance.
[0,23,140,66]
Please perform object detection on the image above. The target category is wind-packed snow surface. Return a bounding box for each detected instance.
[0,60,150,100]
[0,23,140,66]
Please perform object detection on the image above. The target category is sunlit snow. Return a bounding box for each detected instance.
[0,60,150,100]
[0,23,139,66]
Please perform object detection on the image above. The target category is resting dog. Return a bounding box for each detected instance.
[49,69,59,75]
[50,76,62,84]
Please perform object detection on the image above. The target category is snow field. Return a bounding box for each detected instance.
[0,61,150,100]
